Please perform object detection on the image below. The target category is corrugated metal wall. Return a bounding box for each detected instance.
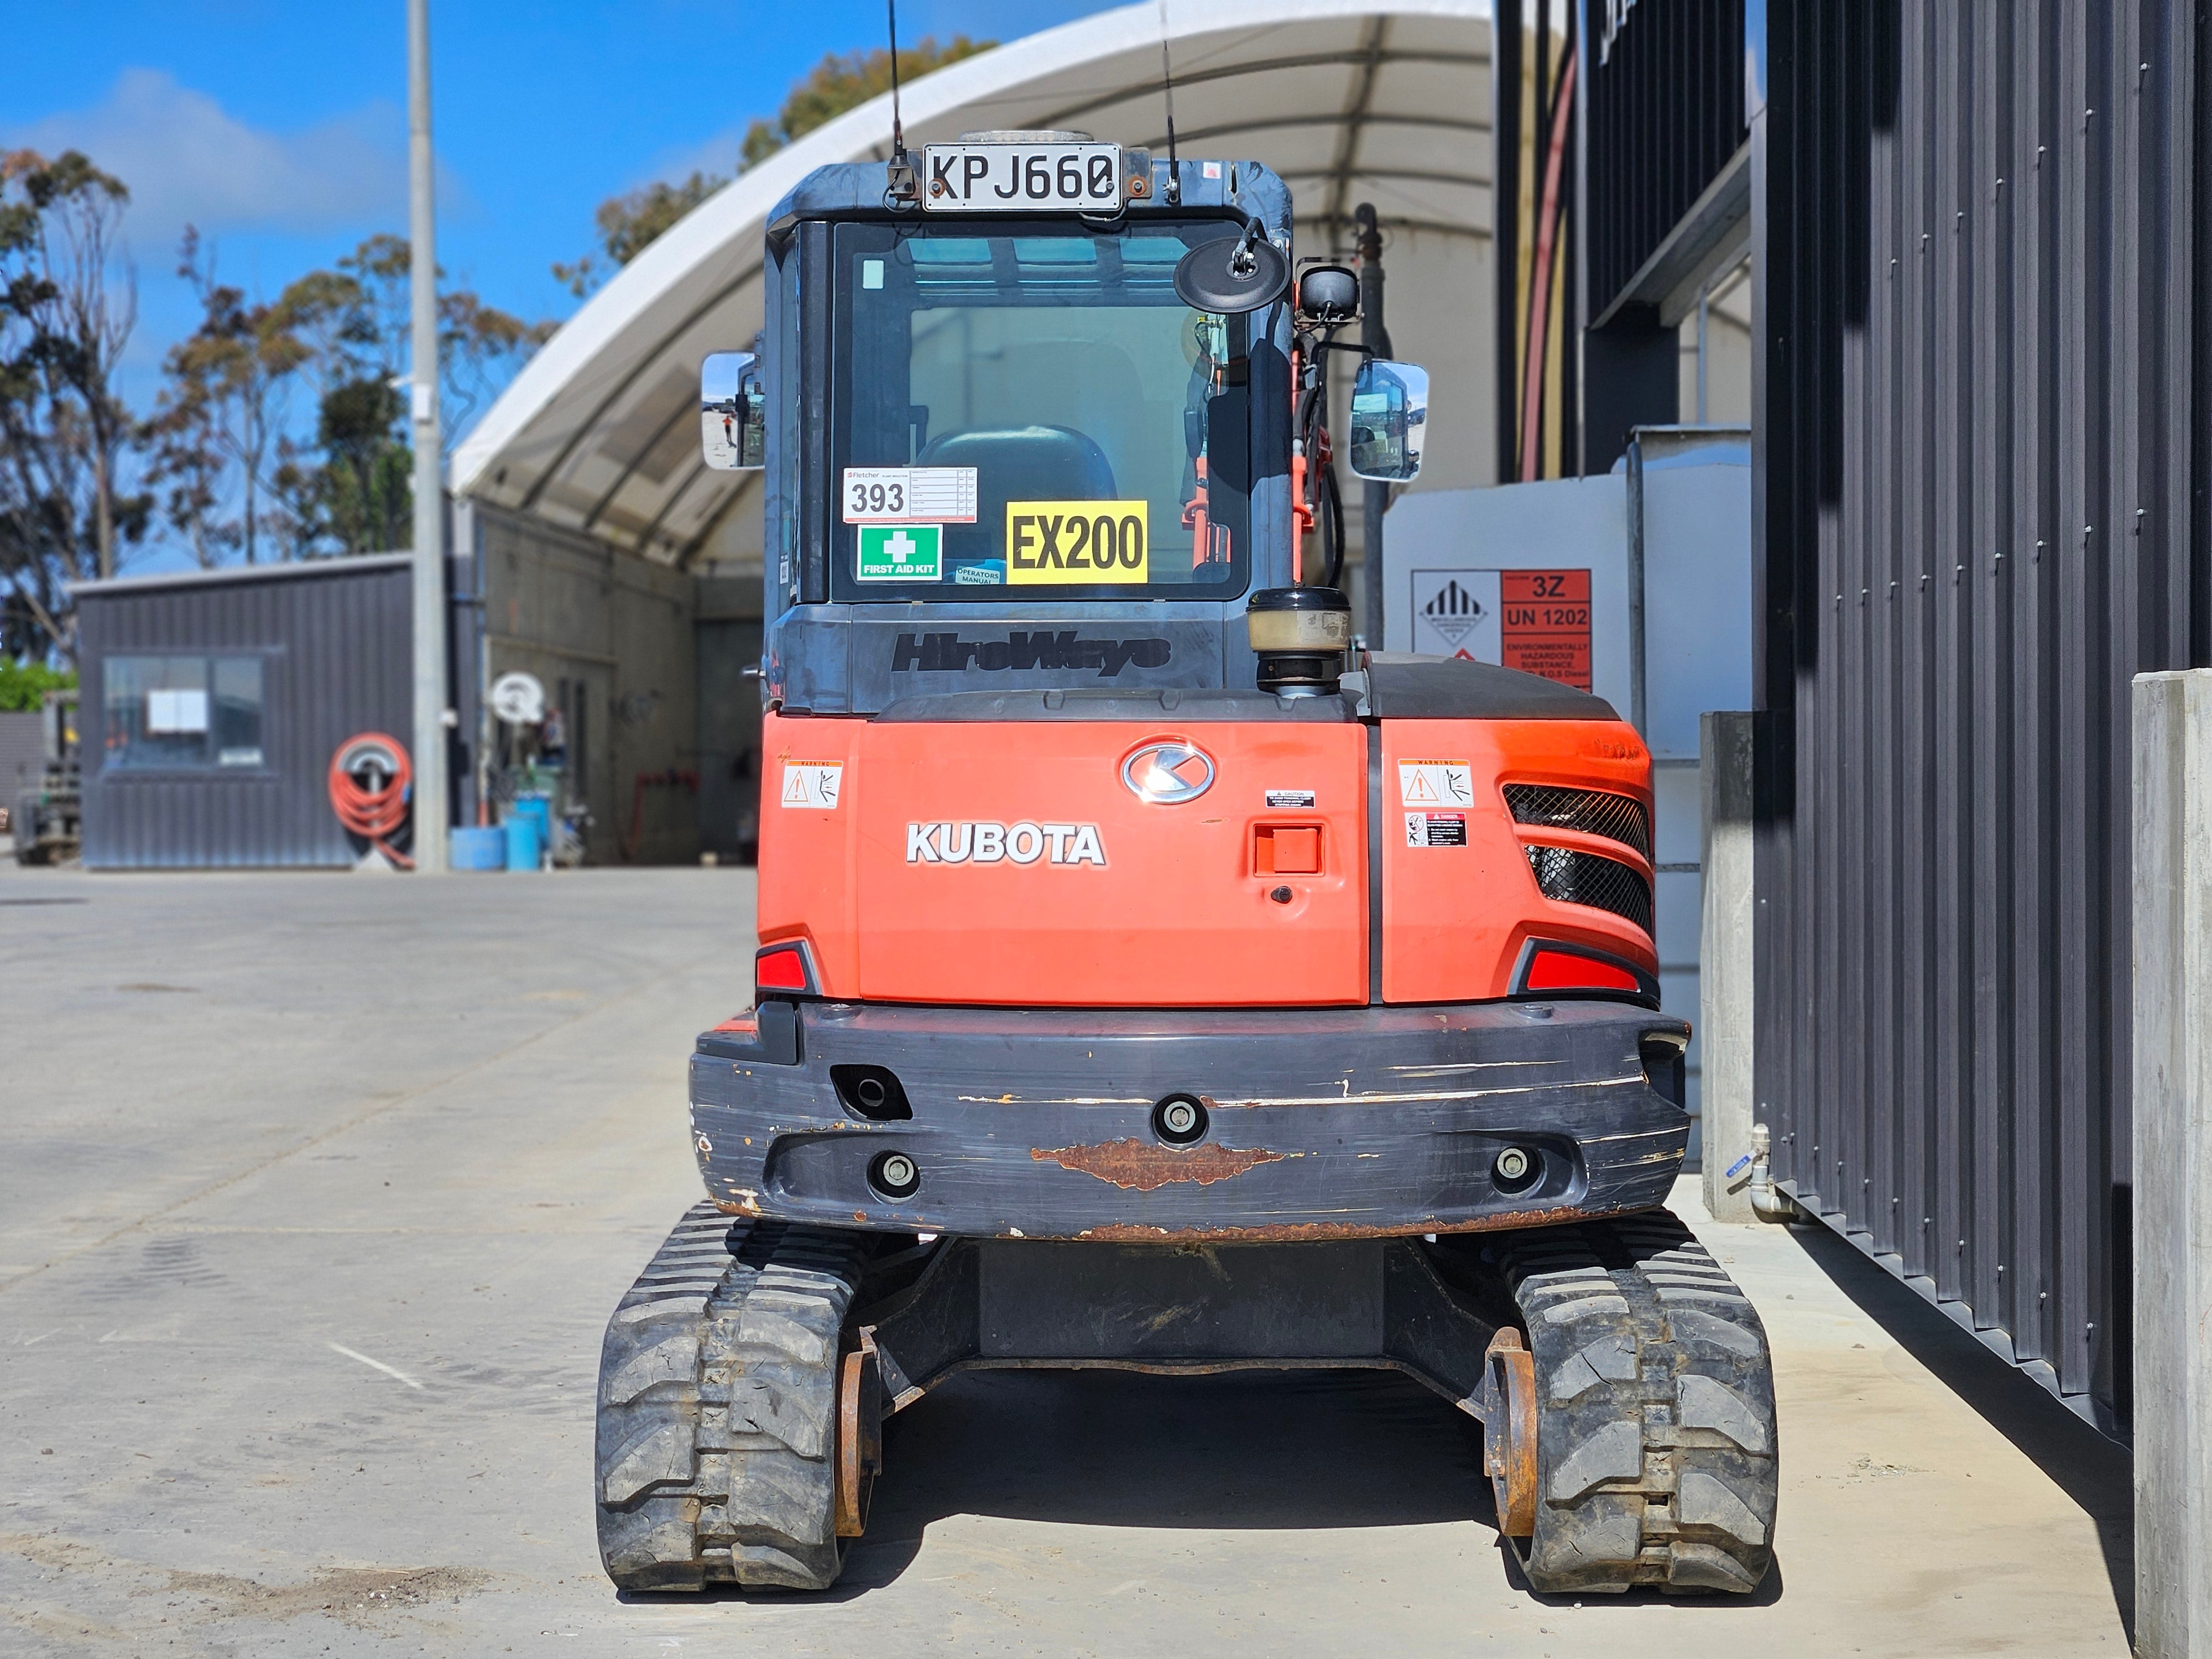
[78,559,413,868]
[1752,0,2206,1432]
[0,711,45,810]
[1586,0,1748,308]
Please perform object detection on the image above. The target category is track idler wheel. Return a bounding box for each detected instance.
[834,1331,885,1537]
[1482,1329,1538,1537]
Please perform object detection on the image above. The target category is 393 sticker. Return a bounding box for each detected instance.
[1006,499,1148,585]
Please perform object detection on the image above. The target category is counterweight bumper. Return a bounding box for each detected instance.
[690,998,1689,1240]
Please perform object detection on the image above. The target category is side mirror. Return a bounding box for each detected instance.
[700,350,765,471]
[1347,358,1428,482]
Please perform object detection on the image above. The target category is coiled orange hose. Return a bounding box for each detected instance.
[328,733,415,870]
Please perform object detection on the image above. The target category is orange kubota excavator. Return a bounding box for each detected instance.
[595,134,1777,1599]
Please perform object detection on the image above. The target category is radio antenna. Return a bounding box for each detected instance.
[884,0,917,201]
[1158,0,1181,205]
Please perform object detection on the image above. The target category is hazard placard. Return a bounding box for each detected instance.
[1410,566,1593,692]
[1410,570,1500,661]
[1499,570,1593,691]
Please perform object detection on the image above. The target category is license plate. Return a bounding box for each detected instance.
[922,142,1124,212]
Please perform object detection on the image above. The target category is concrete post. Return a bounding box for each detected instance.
[1699,711,1756,1222]
[2131,668,2212,1658]
[406,0,448,872]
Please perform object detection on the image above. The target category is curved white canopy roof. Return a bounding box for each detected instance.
[454,0,1495,569]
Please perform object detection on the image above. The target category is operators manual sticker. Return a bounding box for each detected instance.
[843,467,977,524]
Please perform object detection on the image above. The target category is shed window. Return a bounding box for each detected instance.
[103,655,265,770]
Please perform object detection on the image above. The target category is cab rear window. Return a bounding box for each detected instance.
[829,221,1253,603]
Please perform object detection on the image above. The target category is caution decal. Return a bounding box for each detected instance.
[1006,500,1149,585]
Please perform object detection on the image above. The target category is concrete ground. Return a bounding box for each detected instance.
[0,865,2132,1657]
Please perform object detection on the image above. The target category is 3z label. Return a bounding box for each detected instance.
[1005,500,1149,585]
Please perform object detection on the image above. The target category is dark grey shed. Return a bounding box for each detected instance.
[74,557,413,869]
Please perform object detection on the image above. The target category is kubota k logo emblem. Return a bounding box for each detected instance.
[1121,740,1214,805]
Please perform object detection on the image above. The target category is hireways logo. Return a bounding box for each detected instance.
[890,631,1171,677]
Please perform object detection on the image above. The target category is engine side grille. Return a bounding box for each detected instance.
[1504,784,1651,860]
[1524,844,1654,935]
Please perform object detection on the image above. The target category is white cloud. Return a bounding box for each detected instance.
[3,68,406,252]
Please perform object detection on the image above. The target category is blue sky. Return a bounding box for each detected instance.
[4,0,1116,416]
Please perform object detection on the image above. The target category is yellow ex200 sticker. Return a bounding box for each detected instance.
[1006,500,1149,585]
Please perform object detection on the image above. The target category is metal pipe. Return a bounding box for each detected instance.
[1696,280,1710,423]
[408,0,449,870]
[1625,430,1645,734]
[1746,1124,1797,1223]
[1355,203,1387,649]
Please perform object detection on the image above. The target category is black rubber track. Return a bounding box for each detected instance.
[1494,1208,1779,1594]
[595,1202,869,1592]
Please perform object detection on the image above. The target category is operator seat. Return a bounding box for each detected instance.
[915,425,1117,579]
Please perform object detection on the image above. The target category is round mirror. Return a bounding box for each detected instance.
[1172,228,1291,314]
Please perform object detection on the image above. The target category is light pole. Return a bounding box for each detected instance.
[407,0,448,870]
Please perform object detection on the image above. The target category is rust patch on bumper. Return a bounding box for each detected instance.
[1031,1138,1285,1192]
[1072,1202,1611,1243]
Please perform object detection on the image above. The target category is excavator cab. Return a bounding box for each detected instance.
[599,138,1778,1601]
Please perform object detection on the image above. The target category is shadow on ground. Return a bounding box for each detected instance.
[643,1365,1790,1608]
[1784,1220,2134,1641]
[638,1368,1500,1601]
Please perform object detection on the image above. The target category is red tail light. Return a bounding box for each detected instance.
[755,942,813,994]
[1525,950,1640,993]
[1512,940,1656,1004]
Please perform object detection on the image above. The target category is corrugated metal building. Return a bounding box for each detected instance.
[74,557,414,869]
[1577,0,2204,1437]
[0,711,44,827]
[1748,0,2205,1433]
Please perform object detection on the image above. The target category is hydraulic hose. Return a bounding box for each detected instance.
[328,732,415,870]
[1319,461,1345,589]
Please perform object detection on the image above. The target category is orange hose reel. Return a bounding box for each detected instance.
[328,732,414,870]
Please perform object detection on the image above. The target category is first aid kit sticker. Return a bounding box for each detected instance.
[842,467,977,524]
[1397,760,1474,809]
[781,761,843,808]
[856,524,942,582]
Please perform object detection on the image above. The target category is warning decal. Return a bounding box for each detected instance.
[1397,760,1474,809]
[1499,570,1593,691]
[1405,811,1468,847]
[781,761,843,809]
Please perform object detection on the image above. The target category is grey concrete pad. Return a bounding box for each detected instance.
[0,866,2132,1655]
